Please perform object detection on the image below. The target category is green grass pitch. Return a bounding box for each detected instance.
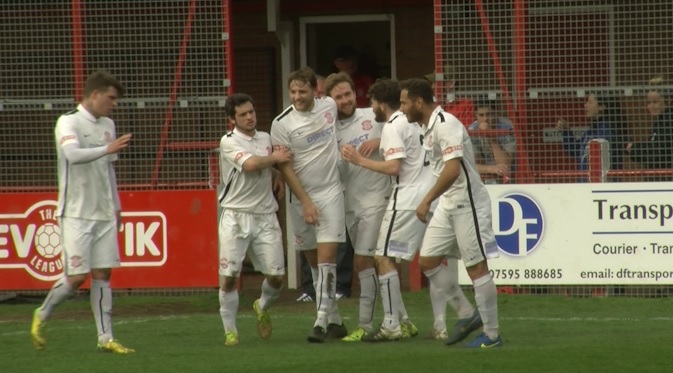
[1,291,672,373]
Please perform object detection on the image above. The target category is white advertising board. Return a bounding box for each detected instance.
[458,183,673,285]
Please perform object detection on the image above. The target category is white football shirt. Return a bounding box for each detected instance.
[270,97,342,202]
[336,108,390,212]
[380,111,436,211]
[219,128,278,213]
[423,106,491,211]
[54,104,118,221]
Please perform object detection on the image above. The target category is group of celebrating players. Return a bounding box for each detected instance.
[217,67,502,348]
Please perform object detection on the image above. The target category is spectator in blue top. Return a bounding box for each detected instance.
[557,93,626,174]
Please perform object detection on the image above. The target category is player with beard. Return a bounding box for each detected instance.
[400,78,501,348]
[325,72,404,341]
[270,67,347,343]
[341,79,432,342]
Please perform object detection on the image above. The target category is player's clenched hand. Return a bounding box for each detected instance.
[302,200,320,226]
[416,201,431,223]
[341,144,362,165]
[107,134,132,154]
[271,147,292,164]
[358,138,380,158]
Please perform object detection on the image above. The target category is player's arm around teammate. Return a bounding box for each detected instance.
[217,93,292,346]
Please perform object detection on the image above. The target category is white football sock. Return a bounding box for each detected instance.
[219,289,239,334]
[357,268,378,331]
[259,279,281,311]
[315,263,337,328]
[379,271,401,330]
[310,266,319,295]
[91,279,113,343]
[473,273,499,339]
[38,277,74,321]
[424,265,448,331]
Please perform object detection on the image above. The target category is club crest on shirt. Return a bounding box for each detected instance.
[266,146,272,155]
[324,112,334,124]
[234,152,244,163]
[361,120,372,131]
[220,257,228,269]
[104,131,112,142]
[294,234,304,246]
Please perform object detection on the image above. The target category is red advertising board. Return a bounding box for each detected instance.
[0,190,218,290]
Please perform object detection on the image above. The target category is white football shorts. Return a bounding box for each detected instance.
[375,209,429,261]
[346,205,386,257]
[421,204,499,267]
[218,210,285,277]
[59,217,120,276]
[288,192,346,251]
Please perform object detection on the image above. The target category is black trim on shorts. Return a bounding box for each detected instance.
[460,160,486,258]
[382,209,398,257]
[274,106,293,122]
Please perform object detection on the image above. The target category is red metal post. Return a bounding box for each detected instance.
[474,0,515,121]
[433,0,444,101]
[223,0,234,95]
[151,0,198,188]
[513,0,533,183]
[71,0,85,101]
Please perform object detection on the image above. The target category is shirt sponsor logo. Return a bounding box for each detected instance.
[0,200,168,281]
[385,147,404,155]
[442,145,463,155]
[347,134,370,148]
[234,151,250,163]
[306,126,335,145]
[361,120,373,131]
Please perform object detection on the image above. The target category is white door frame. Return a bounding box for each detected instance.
[298,14,396,79]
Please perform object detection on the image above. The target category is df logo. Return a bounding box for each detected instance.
[493,193,544,256]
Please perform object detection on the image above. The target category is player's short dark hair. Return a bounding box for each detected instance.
[324,72,355,97]
[224,93,254,119]
[399,78,434,104]
[83,70,124,98]
[288,67,317,89]
[367,79,400,110]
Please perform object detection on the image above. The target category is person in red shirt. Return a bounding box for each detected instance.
[424,66,475,127]
[333,45,375,108]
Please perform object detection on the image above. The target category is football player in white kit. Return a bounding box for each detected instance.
[341,79,433,342]
[324,72,391,341]
[400,79,502,348]
[31,70,134,354]
[270,67,348,343]
[217,93,292,346]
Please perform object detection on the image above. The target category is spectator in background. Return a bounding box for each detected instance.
[333,45,375,108]
[557,93,627,175]
[627,76,673,170]
[468,101,515,183]
[315,75,326,98]
[424,64,474,127]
